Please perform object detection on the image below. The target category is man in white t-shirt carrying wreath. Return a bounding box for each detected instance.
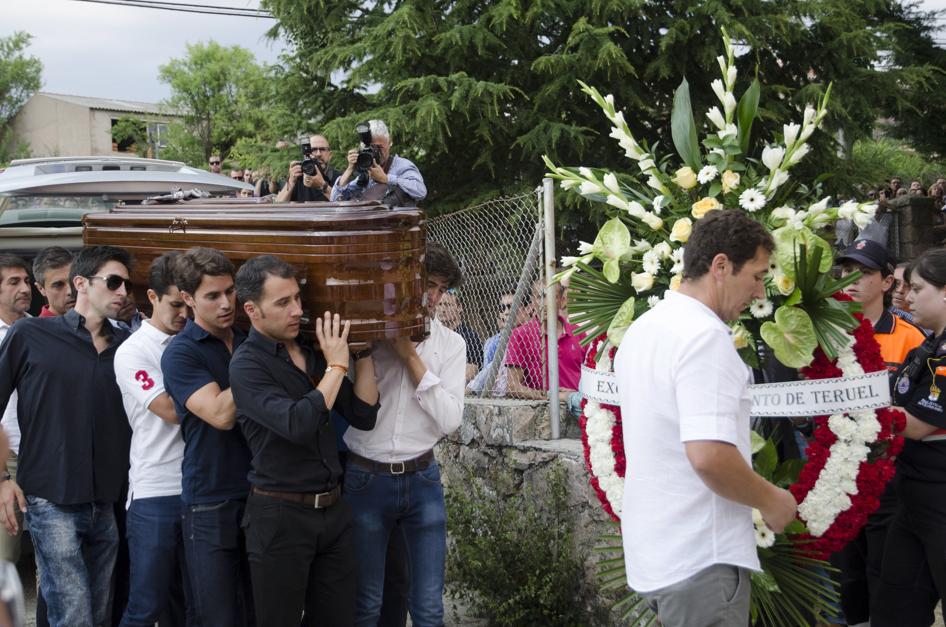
[614,210,798,626]
[113,252,191,626]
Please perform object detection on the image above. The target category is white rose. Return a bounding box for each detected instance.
[632,272,654,292]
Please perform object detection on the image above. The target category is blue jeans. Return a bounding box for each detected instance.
[121,496,192,627]
[182,499,253,627]
[343,460,447,627]
[25,496,118,627]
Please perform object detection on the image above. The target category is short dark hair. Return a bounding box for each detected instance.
[173,247,234,295]
[149,252,180,298]
[683,211,775,279]
[0,254,30,280]
[910,248,946,289]
[235,255,295,303]
[32,247,73,285]
[70,246,132,285]
[426,241,462,288]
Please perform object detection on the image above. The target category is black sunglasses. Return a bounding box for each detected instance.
[209,160,221,165]
[87,274,133,292]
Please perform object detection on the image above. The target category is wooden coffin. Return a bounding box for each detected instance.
[83,200,428,345]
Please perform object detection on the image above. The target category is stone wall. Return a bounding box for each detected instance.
[436,398,621,624]
[887,194,940,260]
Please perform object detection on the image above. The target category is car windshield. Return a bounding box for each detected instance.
[0,195,115,227]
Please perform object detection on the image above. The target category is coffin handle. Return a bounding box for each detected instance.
[168,216,188,234]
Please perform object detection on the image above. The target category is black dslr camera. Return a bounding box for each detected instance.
[354,122,383,187]
[300,141,324,178]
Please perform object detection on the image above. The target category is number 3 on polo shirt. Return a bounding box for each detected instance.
[135,370,155,391]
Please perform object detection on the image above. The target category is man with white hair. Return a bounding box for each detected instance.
[331,119,427,205]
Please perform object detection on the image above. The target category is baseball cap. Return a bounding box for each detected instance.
[836,239,893,274]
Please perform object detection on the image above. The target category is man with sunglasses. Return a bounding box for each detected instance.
[208,156,222,174]
[276,134,340,203]
[0,245,134,626]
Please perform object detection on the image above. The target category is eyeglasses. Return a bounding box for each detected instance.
[310,147,329,153]
[209,160,221,165]
[86,274,133,292]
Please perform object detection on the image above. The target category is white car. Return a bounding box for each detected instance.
[0,156,252,253]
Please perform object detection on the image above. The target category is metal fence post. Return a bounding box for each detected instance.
[543,178,560,439]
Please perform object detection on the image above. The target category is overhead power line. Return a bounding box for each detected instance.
[68,0,276,18]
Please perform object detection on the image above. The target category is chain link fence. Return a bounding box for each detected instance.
[427,188,550,400]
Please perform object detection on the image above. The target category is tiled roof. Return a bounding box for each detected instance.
[36,92,181,116]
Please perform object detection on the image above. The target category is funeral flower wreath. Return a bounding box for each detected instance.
[548,30,905,626]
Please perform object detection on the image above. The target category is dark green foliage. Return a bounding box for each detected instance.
[0,32,42,165]
[445,464,596,626]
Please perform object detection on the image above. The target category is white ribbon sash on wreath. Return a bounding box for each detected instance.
[579,365,891,417]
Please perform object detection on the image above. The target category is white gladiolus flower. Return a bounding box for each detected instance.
[799,123,816,144]
[579,166,592,178]
[603,173,621,195]
[631,239,652,253]
[783,123,800,149]
[739,188,767,212]
[577,240,594,255]
[727,65,737,89]
[723,92,737,116]
[717,124,738,139]
[647,295,661,308]
[698,165,719,184]
[808,196,830,215]
[706,106,726,130]
[632,272,654,292]
[580,181,600,196]
[803,105,816,127]
[624,141,646,160]
[771,206,796,221]
[770,169,790,191]
[605,194,629,211]
[837,200,859,220]
[787,143,811,166]
[789,213,806,231]
[641,213,664,231]
[711,147,727,158]
[652,195,666,214]
[647,175,670,195]
[750,298,774,318]
[604,94,614,107]
[611,111,626,128]
[561,256,580,267]
[638,159,656,173]
[627,200,646,218]
[762,145,785,171]
[711,79,726,105]
[560,179,578,190]
[717,55,727,76]
[853,210,874,230]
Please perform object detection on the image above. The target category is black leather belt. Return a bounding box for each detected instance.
[251,484,340,508]
[347,450,435,475]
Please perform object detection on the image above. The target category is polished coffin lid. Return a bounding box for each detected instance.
[83,200,428,344]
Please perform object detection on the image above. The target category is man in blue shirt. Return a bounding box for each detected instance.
[160,247,253,626]
[331,119,427,205]
[0,245,133,626]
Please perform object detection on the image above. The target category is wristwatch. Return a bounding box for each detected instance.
[352,347,373,361]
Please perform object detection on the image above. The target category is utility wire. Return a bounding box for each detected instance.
[68,0,275,18]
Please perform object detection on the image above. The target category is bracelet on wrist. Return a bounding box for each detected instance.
[325,363,349,376]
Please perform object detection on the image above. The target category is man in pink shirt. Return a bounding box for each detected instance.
[504,277,585,403]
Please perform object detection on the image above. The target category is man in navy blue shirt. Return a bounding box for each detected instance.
[160,247,253,626]
[0,245,133,626]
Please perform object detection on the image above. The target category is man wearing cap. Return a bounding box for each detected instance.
[834,238,927,626]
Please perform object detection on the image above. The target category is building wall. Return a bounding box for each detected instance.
[10,94,92,157]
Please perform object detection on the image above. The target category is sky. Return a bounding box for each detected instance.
[3,0,946,106]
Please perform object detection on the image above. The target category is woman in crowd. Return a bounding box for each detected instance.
[872,248,946,626]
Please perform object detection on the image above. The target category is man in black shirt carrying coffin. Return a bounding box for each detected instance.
[230,255,379,626]
[0,245,134,627]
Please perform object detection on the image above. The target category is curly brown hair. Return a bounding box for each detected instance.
[683,211,774,279]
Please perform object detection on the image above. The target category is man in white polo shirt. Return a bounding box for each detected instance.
[614,210,797,626]
[113,252,190,626]
[0,254,32,564]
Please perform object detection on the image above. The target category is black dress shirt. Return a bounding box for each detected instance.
[0,309,131,504]
[289,164,341,202]
[229,327,378,493]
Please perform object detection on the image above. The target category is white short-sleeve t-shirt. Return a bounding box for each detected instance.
[613,291,760,592]
[114,320,184,506]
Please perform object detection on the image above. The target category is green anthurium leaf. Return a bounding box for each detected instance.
[737,78,761,154]
[594,217,631,262]
[754,439,778,480]
[603,258,620,283]
[606,296,636,346]
[773,227,831,280]
[784,518,808,535]
[783,288,802,307]
[760,306,818,368]
[671,78,701,171]
[750,430,767,454]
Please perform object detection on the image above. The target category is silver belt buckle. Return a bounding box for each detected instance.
[390,462,406,475]
[313,492,323,508]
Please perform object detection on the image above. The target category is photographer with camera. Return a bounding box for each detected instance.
[275,134,341,203]
[331,120,427,206]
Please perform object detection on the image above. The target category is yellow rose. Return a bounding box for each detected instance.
[631,272,654,293]
[672,166,698,190]
[774,271,795,296]
[669,218,693,243]
[670,274,683,291]
[732,326,749,350]
[691,197,722,219]
[721,170,740,194]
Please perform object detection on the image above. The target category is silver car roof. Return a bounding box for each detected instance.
[0,156,253,198]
